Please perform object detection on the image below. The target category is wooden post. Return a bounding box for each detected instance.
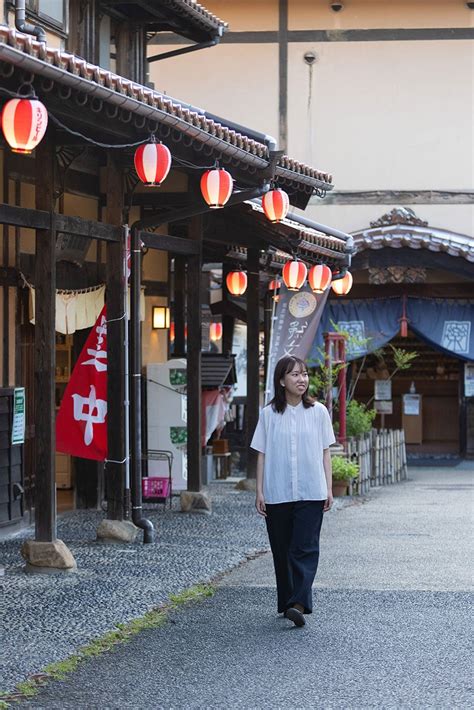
[173,256,186,358]
[105,153,126,520]
[222,262,234,356]
[34,129,56,542]
[246,247,260,479]
[187,216,202,492]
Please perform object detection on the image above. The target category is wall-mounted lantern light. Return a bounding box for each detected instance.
[152,306,170,329]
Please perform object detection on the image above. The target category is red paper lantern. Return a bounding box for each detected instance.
[331,271,353,296]
[200,168,233,208]
[282,260,307,291]
[169,322,175,342]
[1,98,48,154]
[134,141,171,186]
[268,279,281,302]
[209,322,223,342]
[226,271,247,296]
[262,189,290,223]
[308,264,332,294]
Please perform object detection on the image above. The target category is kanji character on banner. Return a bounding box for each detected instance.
[56,306,108,460]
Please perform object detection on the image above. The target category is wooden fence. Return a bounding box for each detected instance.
[346,429,408,495]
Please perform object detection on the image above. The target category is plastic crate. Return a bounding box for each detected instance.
[142,477,170,500]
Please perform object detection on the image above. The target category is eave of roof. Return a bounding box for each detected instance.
[0,26,334,196]
[101,0,228,42]
[352,224,474,263]
[244,201,352,265]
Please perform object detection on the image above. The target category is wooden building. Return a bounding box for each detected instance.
[0,1,351,548]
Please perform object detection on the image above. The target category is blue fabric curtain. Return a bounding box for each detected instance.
[407,298,474,361]
[309,298,402,363]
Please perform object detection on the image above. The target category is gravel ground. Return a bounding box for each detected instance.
[0,481,352,695]
[9,464,473,710]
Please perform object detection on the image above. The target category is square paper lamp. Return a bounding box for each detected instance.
[152,306,170,330]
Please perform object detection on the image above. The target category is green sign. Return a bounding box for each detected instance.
[12,387,25,445]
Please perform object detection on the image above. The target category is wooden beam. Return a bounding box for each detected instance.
[187,215,202,492]
[142,280,168,297]
[140,230,200,254]
[246,247,260,480]
[315,190,474,206]
[105,153,127,521]
[345,283,474,299]
[210,299,248,323]
[34,129,56,542]
[0,203,121,242]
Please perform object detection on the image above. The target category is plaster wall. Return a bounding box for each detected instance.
[153,2,473,238]
[288,0,472,30]
[148,42,279,140]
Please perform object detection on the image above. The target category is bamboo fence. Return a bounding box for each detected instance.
[345,429,408,495]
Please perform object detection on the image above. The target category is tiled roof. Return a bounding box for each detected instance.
[352,224,474,263]
[0,26,333,192]
[168,0,228,34]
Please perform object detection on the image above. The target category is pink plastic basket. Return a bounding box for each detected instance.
[142,477,170,499]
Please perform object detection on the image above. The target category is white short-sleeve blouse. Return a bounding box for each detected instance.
[250,401,336,504]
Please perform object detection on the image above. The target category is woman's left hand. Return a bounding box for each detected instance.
[323,491,333,512]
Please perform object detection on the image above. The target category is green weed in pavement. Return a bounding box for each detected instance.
[0,583,216,706]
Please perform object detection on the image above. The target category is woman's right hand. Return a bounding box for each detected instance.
[255,491,267,517]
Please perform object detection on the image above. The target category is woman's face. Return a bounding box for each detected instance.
[281,363,309,398]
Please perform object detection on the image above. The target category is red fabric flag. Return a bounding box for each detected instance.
[56,306,107,461]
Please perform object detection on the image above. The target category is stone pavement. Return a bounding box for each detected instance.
[3,464,473,708]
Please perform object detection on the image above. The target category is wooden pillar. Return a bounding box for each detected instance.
[174,255,186,358]
[246,248,260,479]
[187,216,202,492]
[105,153,126,520]
[222,262,234,355]
[34,129,56,541]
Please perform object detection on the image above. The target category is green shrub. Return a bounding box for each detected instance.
[331,456,359,481]
[346,400,376,437]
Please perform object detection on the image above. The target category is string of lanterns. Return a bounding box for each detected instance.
[0,97,352,299]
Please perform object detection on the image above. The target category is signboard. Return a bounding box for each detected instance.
[265,285,329,402]
[465,363,474,397]
[375,400,393,415]
[374,379,392,401]
[12,387,26,445]
[403,394,420,416]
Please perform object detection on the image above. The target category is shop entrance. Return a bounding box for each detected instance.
[350,330,461,460]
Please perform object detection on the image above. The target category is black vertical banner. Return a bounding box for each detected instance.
[265,285,329,402]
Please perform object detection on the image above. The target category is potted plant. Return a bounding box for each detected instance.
[331,456,359,497]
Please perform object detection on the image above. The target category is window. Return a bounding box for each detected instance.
[8,0,68,33]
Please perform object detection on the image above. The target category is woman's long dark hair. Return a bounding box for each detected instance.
[268,355,314,414]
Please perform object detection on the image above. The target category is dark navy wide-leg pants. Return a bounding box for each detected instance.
[265,500,325,614]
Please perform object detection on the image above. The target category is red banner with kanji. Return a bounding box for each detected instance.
[56,306,107,460]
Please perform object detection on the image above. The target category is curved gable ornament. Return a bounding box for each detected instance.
[352,207,474,263]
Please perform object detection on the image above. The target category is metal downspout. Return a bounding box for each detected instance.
[15,0,46,42]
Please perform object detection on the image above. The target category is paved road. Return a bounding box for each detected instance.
[20,466,473,709]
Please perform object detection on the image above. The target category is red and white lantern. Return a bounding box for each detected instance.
[226,271,247,296]
[282,260,307,291]
[331,271,353,296]
[308,264,332,294]
[1,98,48,154]
[262,189,290,223]
[134,141,171,187]
[268,279,281,302]
[200,168,233,208]
[209,322,223,342]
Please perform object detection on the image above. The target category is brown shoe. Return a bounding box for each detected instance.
[285,607,305,627]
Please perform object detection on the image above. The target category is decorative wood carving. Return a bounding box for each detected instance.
[370,208,428,228]
[369,266,427,284]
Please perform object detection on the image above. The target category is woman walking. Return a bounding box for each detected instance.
[250,355,335,627]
